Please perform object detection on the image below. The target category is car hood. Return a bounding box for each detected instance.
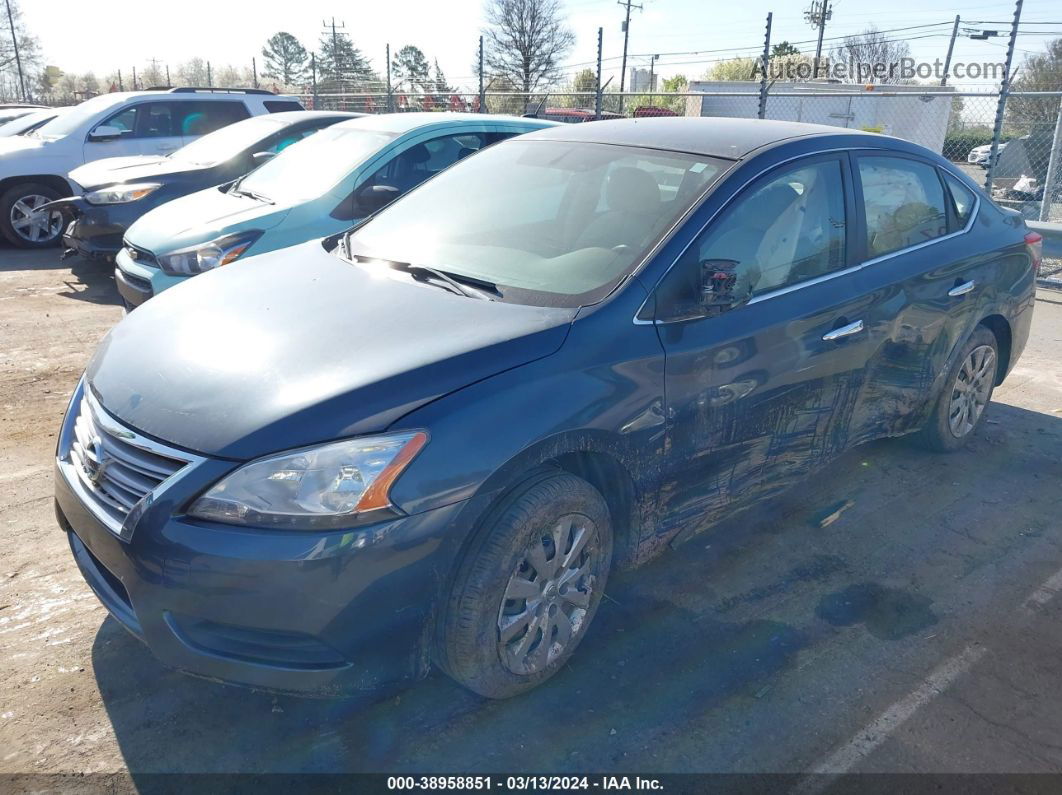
[124,185,289,253]
[70,155,202,190]
[87,241,575,459]
[0,134,44,156]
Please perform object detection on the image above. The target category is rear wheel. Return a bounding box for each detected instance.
[915,326,998,452]
[436,472,613,698]
[0,183,64,248]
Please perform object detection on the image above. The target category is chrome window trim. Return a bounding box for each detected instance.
[57,378,205,539]
[634,146,980,326]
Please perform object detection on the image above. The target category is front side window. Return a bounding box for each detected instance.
[345,140,727,307]
[858,156,948,258]
[361,133,488,197]
[654,158,848,320]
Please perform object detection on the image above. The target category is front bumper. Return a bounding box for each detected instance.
[54,390,470,696]
[114,246,186,309]
[57,198,139,259]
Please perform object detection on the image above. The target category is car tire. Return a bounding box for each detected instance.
[436,470,613,698]
[915,326,999,452]
[0,182,64,248]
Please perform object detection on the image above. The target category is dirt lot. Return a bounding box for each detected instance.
[3,250,1062,784]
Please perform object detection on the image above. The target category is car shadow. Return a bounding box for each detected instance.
[91,401,1062,775]
[57,256,122,307]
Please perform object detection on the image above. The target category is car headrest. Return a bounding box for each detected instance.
[605,167,661,214]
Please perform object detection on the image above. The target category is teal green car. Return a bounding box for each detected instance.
[115,113,555,307]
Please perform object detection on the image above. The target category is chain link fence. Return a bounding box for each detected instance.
[299,86,1062,237]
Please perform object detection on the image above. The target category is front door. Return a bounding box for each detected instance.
[651,154,876,538]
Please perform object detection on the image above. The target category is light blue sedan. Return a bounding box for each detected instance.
[115,113,556,307]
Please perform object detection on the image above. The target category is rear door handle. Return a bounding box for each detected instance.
[948,280,975,297]
[822,319,864,341]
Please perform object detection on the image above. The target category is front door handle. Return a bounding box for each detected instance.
[822,319,864,341]
[948,279,975,297]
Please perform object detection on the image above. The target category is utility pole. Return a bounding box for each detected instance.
[132,65,137,91]
[118,69,123,92]
[617,0,642,113]
[206,61,212,87]
[323,18,346,80]
[985,0,1022,191]
[804,0,832,80]
[166,65,170,87]
[386,43,395,112]
[941,15,960,85]
[310,52,318,108]
[4,0,24,102]
[252,57,258,88]
[758,12,773,119]
[595,27,603,119]
[647,54,658,104]
[478,35,485,113]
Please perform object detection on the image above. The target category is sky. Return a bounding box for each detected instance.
[19,0,1062,93]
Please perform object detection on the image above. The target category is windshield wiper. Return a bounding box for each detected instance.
[376,259,498,301]
[230,186,273,204]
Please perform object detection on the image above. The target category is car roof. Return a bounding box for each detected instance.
[259,110,362,124]
[520,117,880,159]
[329,112,556,135]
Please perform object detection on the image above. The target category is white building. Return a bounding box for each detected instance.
[684,81,955,154]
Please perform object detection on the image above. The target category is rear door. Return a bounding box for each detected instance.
[652,154,880,533]
[847,152,981,442]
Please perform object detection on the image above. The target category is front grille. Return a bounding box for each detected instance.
[123,243,157,267]
[119,268,151,292]
[65,392,192,534]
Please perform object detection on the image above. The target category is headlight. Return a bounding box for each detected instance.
[156,230,263,276]
[84,183,161,205]
[187,432,428,530]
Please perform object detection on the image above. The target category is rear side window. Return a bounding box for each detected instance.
[176,101,250,137]
[264,100,304,113]
[942,171,976,228]
[858,156,948,258]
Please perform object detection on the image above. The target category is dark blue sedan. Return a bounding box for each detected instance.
[54,118,1040,699]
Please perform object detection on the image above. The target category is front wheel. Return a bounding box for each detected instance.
[915,326,999,452]
[436,472,613,698]
[0,183,64,248]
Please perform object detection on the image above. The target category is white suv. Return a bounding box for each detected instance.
[0,87,303,247]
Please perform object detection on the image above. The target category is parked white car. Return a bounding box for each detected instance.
[0,107,69,138]
[967,141,1007,167]
[0,87,302,247]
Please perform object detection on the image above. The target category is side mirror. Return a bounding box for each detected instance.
[88,125,122,142]
[355,183,400,214]
[700,259,749,314]
[251,151,276,165]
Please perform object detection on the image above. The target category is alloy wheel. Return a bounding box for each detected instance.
[10,194,62,243]
[948,344,995,438]
[497,514,602,676]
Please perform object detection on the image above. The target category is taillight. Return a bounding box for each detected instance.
[1025,231,1043,275]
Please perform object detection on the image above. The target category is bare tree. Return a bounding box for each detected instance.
[1007,38,1062,132]
[829,26,913,84]
[0,0,37,100]
[482,0,575,93]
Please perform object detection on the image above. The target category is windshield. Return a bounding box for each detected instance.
[237,125,395,203]
[171,115,288,166]
[34,94,126,139]
[345,140,727,307]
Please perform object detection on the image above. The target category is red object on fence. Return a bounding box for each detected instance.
[450,94,463,111]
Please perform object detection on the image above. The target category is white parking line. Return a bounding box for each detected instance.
[792,644,987,794]
[1022,567,1062,612]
